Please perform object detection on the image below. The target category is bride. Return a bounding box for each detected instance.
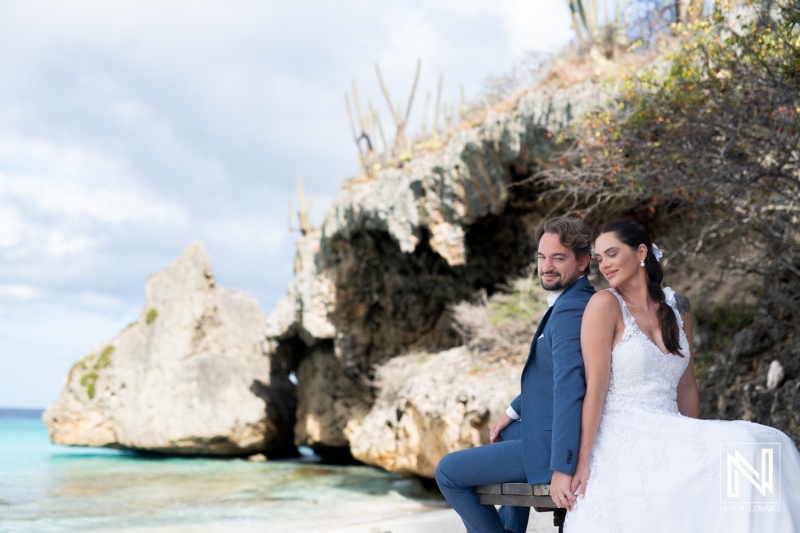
[564,220,800,532]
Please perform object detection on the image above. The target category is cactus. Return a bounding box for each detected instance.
[344,91,368,173]
[433,73,443,134]
[375,58,421,154]
[369,100,387,154]
[341,62,443,172]
[568,0,631,56]
[422,90,431,134]
[294,175,313,235]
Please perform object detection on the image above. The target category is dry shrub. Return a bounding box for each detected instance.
[450,275,549,363]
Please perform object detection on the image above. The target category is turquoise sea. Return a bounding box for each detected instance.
[0,409,443,533]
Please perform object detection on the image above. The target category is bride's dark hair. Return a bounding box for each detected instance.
[595,220,683,357]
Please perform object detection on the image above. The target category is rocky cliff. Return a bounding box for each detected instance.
[698,276,800,444]
[344,276,548,475]
[262,81,614,467]
[47,77,608,462]
[46,48,798,475]
[44,243,295,456]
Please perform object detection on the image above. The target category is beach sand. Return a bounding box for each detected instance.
[95,505,558,533]
[76,498,557,533]
[328,507,558,533]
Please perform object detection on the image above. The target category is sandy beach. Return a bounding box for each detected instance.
[93,505,558,533]
[328,507,557,533]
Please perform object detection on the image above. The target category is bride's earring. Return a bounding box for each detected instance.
[640,258,645,267]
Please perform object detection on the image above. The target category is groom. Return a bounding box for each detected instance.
[436,217,594,533]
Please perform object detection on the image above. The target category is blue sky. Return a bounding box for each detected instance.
[0,0,573,408]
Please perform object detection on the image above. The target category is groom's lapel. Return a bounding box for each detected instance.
[533,305,553,342]
[524,278,588,372]
[524,305,553,371]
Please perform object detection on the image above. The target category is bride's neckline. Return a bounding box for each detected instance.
[611,289,671,356]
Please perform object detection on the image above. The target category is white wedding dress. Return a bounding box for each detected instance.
[565,288,800,532]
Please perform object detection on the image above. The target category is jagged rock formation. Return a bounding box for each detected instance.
[293,344,371,455]
[348,279,548,476]
[44,27,800,472]
[350,347,521,478]
[268,82,612,459]
[320,82,610,376]
[44,243,295,456]
[266,229,336,347]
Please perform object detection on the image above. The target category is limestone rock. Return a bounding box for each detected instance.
[316,81,610,375]
[265,80,612,462]
[266,229,336,345]
[767,360,785,390]
[321,81,606,270]
[293,345,371,453]
[349,346,520,478]
[247,453,268,462]
[698,275,800,446]
[44,242,295,456]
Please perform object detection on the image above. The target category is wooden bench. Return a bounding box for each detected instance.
[474,483,566,532]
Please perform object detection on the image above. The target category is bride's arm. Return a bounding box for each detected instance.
[571,291,617,498]
[676,294,700,418]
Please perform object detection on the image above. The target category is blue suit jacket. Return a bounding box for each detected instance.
[509,276,594,483]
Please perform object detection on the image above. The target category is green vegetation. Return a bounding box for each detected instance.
[693,350,715,379]
[468,362,489,375]
[72,344,116,399]
[451,276,549,364]
[146,308,158,324]
[488,277,548,327]
[516,2,800,386]
[694,302,757,333]
[95,345,115,370]
[80,372,98,400]
[536,1,800,303]
[692,301,758,378]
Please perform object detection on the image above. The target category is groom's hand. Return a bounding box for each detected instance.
[551,471,576,511]
[489,413,513,443]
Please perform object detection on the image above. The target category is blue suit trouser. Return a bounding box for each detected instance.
[435,421,531,533]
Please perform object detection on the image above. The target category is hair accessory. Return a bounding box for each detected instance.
[651,243,663,262]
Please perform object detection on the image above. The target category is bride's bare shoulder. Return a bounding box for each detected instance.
[585,290,621,315]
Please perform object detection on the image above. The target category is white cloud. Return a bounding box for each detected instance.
[0,1,574,408]
[0,136,187,224]
[0,284,41,302]
[0,134,190,269]
[501,0,574,56]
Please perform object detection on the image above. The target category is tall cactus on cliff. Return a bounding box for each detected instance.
[569,0,601,46]
[375,58,422,154]
[568,0,631,55]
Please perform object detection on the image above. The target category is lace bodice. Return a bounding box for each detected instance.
[564,287,800,533]
[603,287,690,415]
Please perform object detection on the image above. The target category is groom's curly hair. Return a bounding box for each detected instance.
[535,217,592,275]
